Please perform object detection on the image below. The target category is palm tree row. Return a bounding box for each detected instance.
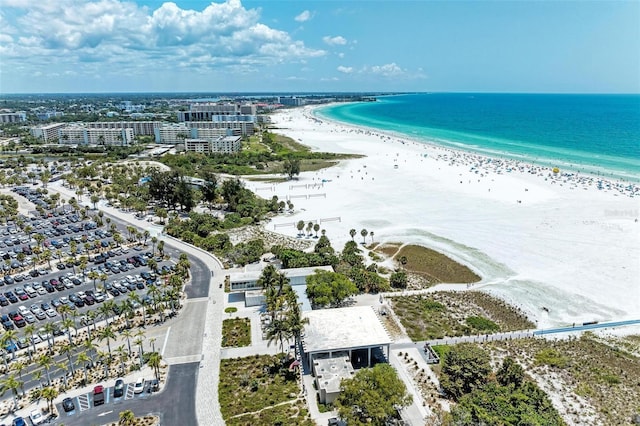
[259,265,309,353]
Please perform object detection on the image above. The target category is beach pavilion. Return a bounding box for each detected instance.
[301,306,392,372]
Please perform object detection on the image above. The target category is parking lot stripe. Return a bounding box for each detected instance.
[125,383,135,400]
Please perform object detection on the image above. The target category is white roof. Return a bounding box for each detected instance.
[229,265,334,283]
[303,306,392,354]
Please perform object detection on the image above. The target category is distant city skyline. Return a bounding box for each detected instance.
[1,0,638,94]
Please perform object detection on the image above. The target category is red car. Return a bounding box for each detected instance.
[93,385,105,406]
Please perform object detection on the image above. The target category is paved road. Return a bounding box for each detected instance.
[52,362,199,426]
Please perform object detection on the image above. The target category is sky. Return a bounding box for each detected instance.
[0,0,638,94]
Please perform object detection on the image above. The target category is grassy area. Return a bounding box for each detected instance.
[244,176,290,183]
[222,317,251,347]
[273,133,310,152]
[219,354,308,424]
[375,242,401,257]
[391,291,535,341]
[242,135,270,154]
[395,244,481,284]
[226,399,314,426]
[488,335,640,425]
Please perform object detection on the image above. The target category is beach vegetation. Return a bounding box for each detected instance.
[219,354,311,425]
[391,292,534,341]
[222,318,251,348]
[394,244,480,284]
[465,316,499,332]
[486,334,640,425]
[335,363,412,426]
[440,344,491,400]
[389,269,408,289]
[440,345,563,424]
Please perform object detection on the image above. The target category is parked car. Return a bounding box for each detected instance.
[133,378,145,394]
[62,397,75,412]
[93,385,105,406]
[114,378,125,398]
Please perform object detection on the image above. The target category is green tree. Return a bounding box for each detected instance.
[336,363,412,426]
[389,270,408,289]
[119,409,136,425]
[305,270,358,308]
[282,158,301,180]
[440,343,491,400]
[349,228,356,241]
[496,356,525,388]
[0,374,22,410]
[296,220,305,236]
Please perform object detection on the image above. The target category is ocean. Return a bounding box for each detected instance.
[316,93,640,181]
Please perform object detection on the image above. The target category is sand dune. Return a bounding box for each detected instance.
[253,106,640,328]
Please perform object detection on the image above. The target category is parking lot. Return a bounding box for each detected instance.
[2,190,178,352]
[56,377,159,419]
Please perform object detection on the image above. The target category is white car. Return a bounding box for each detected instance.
[133,377,146,394]
[30,409,45,425]
[45,309,57,317]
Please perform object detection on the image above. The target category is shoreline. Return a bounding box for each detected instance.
[257,105,640,329]
[311,102,640,191]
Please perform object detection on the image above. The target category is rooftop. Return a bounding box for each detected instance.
[314,356,354,394]
[229,265,334,284]
[302,306,392,354]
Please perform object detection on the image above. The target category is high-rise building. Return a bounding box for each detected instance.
[0,112,27,123]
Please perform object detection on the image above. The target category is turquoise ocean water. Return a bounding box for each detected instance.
[316,93,640,182]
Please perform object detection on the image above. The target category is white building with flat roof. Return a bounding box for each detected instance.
[154,123,190,144]
[30,123,66,143]
[302,306,392,371]
[313,356,355,404]
[0,112,27,123]
[229,265,334,292]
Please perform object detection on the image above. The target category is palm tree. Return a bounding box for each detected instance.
[41,386,58,413]
[306,221,313,237]
[266,318,292,354]
[100,300,115,325]
[296,220,305,236]
[23,324,38,359]
[62,318,75,346]
[42,322,56,351]
[370,231,375,243]
[157,240,165,258]
[88,270,99,292]
[98,325,115,360]
[60,342,76,374]
[37,354,54,385]
[58,304,73,322]
[1,329,18,362]
[147,351,162,381]
[313,223,320,238]
[115,345,128,374]
[10,360,26,396]
[285,290,309,353]
[349,228,357,240]
[360,228,368,244]
[0,374,22,410]
[76,352,91,385]
[119,409,135,425]
[57,362,69,390]
[143,230,150,246]
[82,339,97,366]
[121,328,134,356]
[151,236,158,256]
[147,258,158,274]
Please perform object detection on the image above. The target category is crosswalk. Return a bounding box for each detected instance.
[77,393,90,411]
[125,383,136,400]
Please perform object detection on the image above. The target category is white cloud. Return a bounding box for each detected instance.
[294,10,312,22]
[323,35,347,46]
[368,62,404,77]
[337,65,353,74]
[0,0,325,80]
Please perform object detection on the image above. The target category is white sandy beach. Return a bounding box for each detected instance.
[254,106,640,328]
